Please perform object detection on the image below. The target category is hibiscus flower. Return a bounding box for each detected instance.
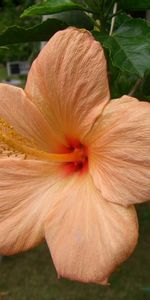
[0,27,149,284]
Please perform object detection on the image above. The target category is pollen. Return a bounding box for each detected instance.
[0,117,34,159]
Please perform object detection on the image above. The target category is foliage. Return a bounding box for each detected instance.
[0,0,150,100]
[0,0,39,63]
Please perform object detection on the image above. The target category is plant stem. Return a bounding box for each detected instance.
[104,0,116,18]
[128,78,143,96]
[109,2,118,35]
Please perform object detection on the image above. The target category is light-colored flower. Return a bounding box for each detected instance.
[0,28,149,284]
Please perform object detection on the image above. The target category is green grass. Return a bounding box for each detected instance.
[0,205,150,300]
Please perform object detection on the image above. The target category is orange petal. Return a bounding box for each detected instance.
[45,175,138,284]
[0,84,60,152]
[25,28,110,144]
[85,96,150,206]
[0,159,61,255]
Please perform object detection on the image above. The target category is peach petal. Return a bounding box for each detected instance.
[25,28,110,144]
[85,96,150,206]
[45,175,138,284]
[0,159,61,255]
[0,84,60,152]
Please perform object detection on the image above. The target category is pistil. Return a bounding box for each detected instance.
[0,118,87,166]
[1,134,84,163]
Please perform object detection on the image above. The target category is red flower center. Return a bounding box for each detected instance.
[61,139,88,176]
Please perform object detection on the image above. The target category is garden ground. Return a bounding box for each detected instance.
[0,204,150,300]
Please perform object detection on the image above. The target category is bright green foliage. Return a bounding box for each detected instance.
[94,16,150,77]
[21,0,90,17]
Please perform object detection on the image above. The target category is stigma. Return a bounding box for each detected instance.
[61,139,88,175]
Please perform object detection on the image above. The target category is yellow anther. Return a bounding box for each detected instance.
[0,118,84,163]
[1,133,83,162]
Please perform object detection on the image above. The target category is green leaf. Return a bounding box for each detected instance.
[114,12,132,29]
[142,72,150,96]
[47,11,94,30]
[0,46,8,50]
[134,71,150,101]
[110,70,138,98]
[94,17,150,77]
[0,19,67,45]
[21,0,90,18]
[118,0,150,10]
[92,31,108,44]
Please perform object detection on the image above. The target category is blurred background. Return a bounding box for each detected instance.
[0,1,150,300]
[0,0,39,87]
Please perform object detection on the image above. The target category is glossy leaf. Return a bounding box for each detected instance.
[94,17,150,77]
[47,11,93,30]
[0,19,67,45]
[21,0,90,18]
[92,31,108,44]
